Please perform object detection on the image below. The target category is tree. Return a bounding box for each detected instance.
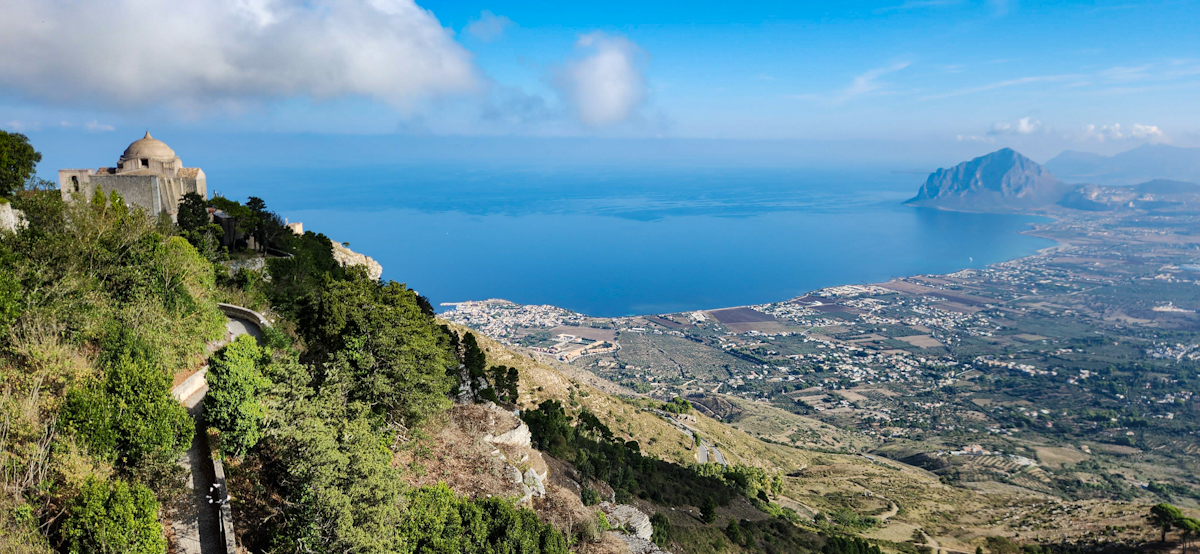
[176,192,209,233]
[60,477,166,554]
[259,376,406,554]
[1178,517,1200,554]
[206,334,271,457]
[0,130,41,198]
[462,332,487,380]
[299,273,457,427]
[1150,503,1184,543]
[725,519,743,545]
[701,497,717,524]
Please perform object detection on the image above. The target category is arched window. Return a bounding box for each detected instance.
[71,175,79,192]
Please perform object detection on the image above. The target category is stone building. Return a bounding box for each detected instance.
[58,132,206,220]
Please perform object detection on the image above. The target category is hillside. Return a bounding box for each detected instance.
[460,332,1190,554]
[905,148,1071,212]
[4,135,1197,554]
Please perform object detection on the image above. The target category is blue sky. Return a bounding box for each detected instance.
[3,0,1198,165]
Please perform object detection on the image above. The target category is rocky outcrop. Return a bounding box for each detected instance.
[906,148,1070,212]
[522,468,547,501]
[599,502,652,540]
[487,422,532,449]
[330,240,383,280]
[612,533,672,554]
[0,201,27,233]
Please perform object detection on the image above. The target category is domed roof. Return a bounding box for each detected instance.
[121,132,176,160]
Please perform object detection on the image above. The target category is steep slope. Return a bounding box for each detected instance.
[906,148,1070,212]
[456,332,1113,554]
[1045,143,1200,185]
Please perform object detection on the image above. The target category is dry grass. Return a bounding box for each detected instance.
[445,326,1190,552]
[395,404,524,501]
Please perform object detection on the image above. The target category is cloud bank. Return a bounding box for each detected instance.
[1080,123,1167,143]
[555,33,647,126]
[0,0,478,110]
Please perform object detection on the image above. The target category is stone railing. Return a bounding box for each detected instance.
[216,303,270,330]
[211,455,238,554]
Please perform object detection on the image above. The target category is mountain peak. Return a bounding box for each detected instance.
[906,148,1068,212]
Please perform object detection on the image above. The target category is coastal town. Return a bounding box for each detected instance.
[445,207,1200,504]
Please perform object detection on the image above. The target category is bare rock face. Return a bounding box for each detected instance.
[905,148,1069,212]
[0,202,27,233]
[330,240,383,280]
[599,502,653,540]
[489,423,532,449]
[612,533,672,554]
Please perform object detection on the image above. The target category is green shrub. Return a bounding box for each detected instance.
[597,510,611,531]
[650,512,672,547]
[61,328,193,471]
[206,334,270,457]
[60,477,166,554]
[581,487,600,506]
[399,483,568,554]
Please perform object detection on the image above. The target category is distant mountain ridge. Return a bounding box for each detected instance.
[905,148,1070,211]
[1045,144,1200,185]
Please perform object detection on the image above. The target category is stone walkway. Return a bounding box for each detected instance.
[170,313,262,554]
[171,388,224,554]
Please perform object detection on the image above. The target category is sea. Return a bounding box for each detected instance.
[207,163,1054,317]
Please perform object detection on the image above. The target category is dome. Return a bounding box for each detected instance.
[121,131,176,161]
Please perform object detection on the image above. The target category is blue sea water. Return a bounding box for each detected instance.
[209,163,1054,317]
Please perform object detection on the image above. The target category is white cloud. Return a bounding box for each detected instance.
[1079,123,1168,143]
[796,62,910,104]
[555,33,647,127]
[0,0,478,111]
[85,120,116,132]
[465,10,513,42]
[989,117,1043,135]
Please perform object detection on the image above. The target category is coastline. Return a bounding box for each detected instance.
[445,208,1071,321]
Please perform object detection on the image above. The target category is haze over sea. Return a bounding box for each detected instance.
[200,161,1051,317]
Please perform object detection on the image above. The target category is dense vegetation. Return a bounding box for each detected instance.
[0,138,565,553]
[1,188,224,552]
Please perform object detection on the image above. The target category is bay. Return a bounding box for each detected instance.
[208,163,1054,317]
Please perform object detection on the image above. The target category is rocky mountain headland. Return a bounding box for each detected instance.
[907,146,1200,214]
[904,148,1071,212]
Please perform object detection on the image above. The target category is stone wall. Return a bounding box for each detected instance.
[91,174,162,215]
[0,201,27,233]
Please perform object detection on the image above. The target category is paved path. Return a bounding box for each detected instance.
[171,388,223,554]
[171,311,262,554]
[707,442,727,466]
